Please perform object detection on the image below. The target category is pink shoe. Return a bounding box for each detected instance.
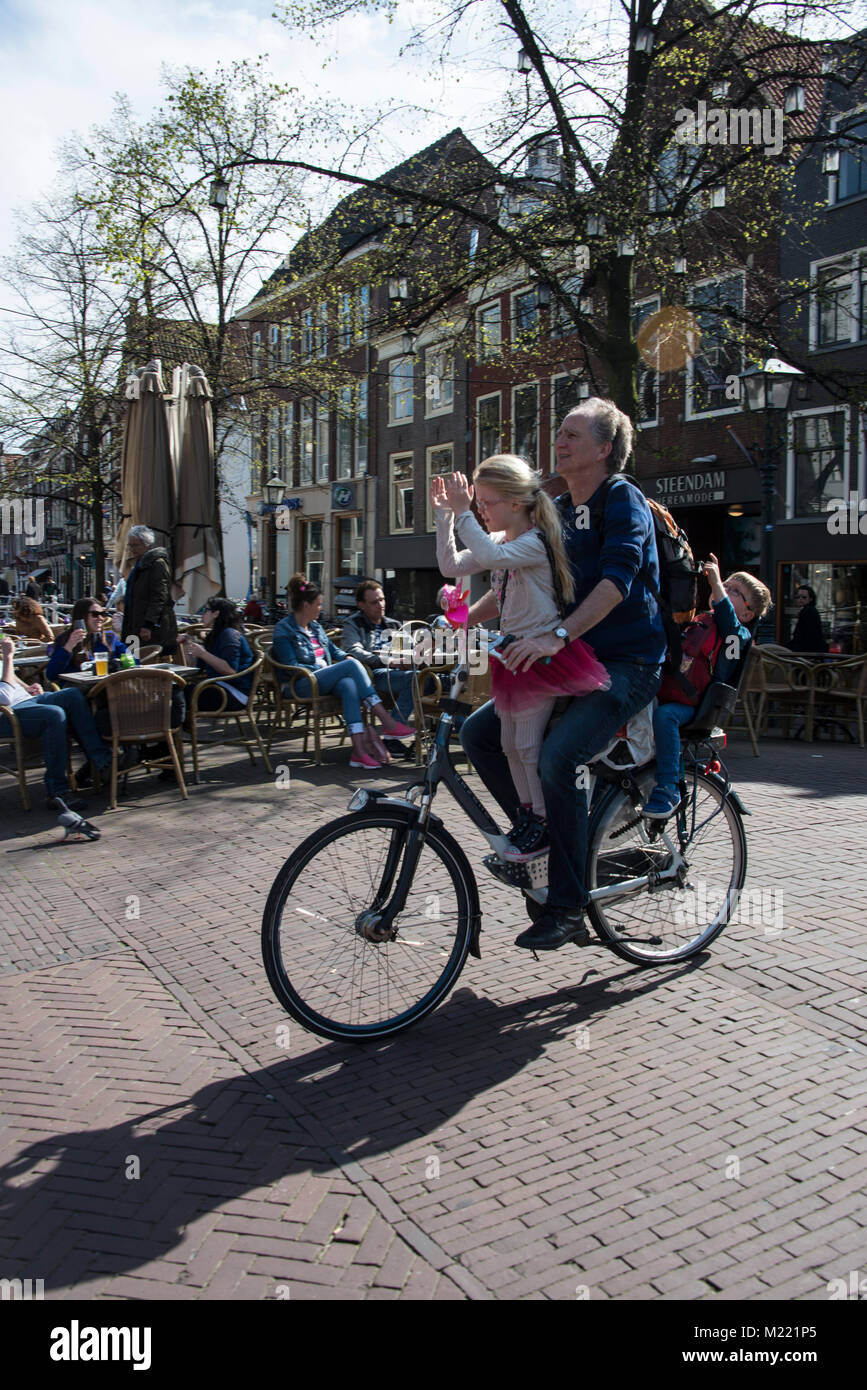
[349,753,381,769]
[381,721,414,739]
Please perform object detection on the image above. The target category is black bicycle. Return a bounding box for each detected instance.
[262,665,749,1042]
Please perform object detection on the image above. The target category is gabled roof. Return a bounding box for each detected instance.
[248,128,494,306]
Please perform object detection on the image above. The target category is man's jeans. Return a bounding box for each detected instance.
[372,667,415,723]
[0,688,111,797]
[460,659,661,910]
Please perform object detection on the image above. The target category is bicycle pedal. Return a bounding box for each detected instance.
[482,853,548,891]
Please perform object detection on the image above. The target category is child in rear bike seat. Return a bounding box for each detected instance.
[642,556,772,821]
[431,455,609,863]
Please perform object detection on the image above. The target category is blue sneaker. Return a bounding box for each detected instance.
[642,785,681,820]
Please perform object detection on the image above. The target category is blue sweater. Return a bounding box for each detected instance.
[200,628,254,696]
[556,477,667,666]
[707,596,752,685]
[45,629,127,683]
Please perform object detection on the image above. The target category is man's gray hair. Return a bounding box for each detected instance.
[128,525,155,547]
[566,397,634,474]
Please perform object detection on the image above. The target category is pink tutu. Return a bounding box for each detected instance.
[490,638,609,715]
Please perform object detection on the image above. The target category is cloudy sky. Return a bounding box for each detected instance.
[0,0,505,262]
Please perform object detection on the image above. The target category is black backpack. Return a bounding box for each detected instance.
[590,474,701,678]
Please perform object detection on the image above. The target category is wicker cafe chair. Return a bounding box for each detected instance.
[186,655,272,784]
[815,654,867,746]
[260,647,348,764]
[751,649,816,740]
[0,706,77,811]
[139,645,163,664]
[94,667,188,811]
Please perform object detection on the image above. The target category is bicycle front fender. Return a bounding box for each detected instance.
[698,770,751,816]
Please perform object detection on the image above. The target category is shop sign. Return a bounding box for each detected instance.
[654,470,726,507]
[332,484,356,510]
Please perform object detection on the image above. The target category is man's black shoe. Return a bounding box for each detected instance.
[514,909,591,951]
[46,794,88,814]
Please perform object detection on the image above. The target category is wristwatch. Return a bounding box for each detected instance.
[553,626,569,649]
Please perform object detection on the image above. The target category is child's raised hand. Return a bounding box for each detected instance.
[444,472,473,513]
[703,553,721,589]
[429,475,450,513]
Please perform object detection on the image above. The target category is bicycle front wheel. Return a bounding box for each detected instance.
[262,808,473,1042]
[586,766,747,964]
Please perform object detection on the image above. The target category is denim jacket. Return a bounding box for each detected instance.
[272,613,347,671]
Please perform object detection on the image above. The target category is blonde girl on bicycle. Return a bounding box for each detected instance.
[431,456,608,862]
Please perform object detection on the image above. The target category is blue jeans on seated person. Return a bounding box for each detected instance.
[372,667,415,724]
[287,658,377,732]
[461,659,661,911]
[652,701,699,792]
[0,688,111,797]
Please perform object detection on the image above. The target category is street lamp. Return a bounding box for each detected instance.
[738,357,804,638]
[263,475,284,612]
[209,173,229,210]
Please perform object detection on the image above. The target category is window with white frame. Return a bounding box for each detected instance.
[390,454,414,533]
[424,344,455,414]
[512,383,539,466]
[355,285,370,343]
[300,397,314,484]
[301,309,314,360]
[282,324,292,366]
[651,142,704,217]
[633,296,661,425]
[316,407,329,481]
[551,276,582,338]
[389,357,414,423]
[477,393,501,462]
[281,403,294,481]
[790,409,848,517]
[476,301,502,361]
[810,250,867,348]
[425,444,454,529]
[251,330,262,379]
[301,519,324,589]
[831,109,867,203]
[269,324,280,368]
[316,301,328,358]
[355,380,368,473]
[687,272,744,417]
[469,228,479,262]
[512,288,539,344]
[338,292,352,349]
[337,385,353,479]
[267,406,281,474]
[337,514,365,576]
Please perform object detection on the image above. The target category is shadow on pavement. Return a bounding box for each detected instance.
[0,956,701,1292]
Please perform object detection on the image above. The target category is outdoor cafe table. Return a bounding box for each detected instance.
[12,653,49,672]
[59,664,202,695]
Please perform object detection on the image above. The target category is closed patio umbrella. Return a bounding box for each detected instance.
[115,361,176,568]
[172,363,222,610]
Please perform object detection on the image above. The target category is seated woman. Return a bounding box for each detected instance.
[272,573,413,768]
[45,597,127,683]
[182,598,255,711]
[9,595,54,644]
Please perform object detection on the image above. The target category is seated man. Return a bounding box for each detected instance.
[0,636,111,811]
[339,580,416,731]
[461,397,667,952]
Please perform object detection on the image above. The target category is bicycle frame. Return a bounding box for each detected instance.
[347,665,746,921]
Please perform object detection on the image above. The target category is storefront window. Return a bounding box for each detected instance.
[302,519,324,590]
[782,563,867,653]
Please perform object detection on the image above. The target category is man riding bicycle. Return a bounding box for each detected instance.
[460,397,666,952]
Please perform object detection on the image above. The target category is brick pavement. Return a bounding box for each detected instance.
[0,726,865,1300]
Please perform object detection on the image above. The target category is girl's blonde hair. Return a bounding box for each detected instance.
[473,454,574,605]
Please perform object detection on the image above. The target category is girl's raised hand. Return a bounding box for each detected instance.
[444,472,473,513]
[429,475,451,513]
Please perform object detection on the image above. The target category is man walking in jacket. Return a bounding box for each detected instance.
[121,525,178,657]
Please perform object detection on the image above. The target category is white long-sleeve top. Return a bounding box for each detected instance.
[435,508,560,638]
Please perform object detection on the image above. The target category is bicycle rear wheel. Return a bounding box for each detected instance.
[586,765,747,964]
[262,808,473,1042]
